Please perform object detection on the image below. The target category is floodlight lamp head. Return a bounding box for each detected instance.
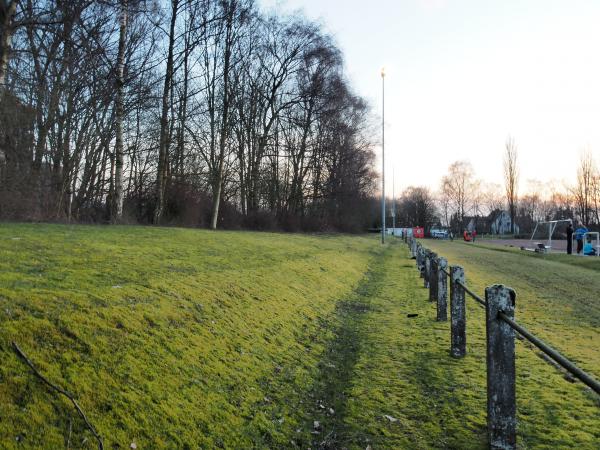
[381,67,386,78]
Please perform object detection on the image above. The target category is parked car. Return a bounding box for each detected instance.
[430,228,449,239]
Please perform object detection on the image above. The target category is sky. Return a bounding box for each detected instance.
[259,0,600,197]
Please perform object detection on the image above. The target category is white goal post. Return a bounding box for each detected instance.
[530,219,572,249]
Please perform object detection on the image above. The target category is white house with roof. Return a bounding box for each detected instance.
[464,210,519,235]
[489,210,519,234]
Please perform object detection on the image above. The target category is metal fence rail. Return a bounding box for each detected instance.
[440,265,485,308]
[498,311,600,395]
[456,279,486,308]
[407,236,599,450]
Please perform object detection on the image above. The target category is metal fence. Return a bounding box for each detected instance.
[407,236,600,449]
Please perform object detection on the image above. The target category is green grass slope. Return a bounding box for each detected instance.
[0,224,378,449]
[0,225,598,449]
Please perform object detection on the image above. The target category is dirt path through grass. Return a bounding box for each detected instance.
[305,256,387,448]
[301,240,599,449]
[303,242,488,449]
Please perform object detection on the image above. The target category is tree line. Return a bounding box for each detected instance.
[0,0,377,231]
[391,138,599,235]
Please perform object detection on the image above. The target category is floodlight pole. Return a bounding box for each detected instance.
[392,169,396,234]
[381,68,386,244]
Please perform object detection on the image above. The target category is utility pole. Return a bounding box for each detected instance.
[381,67,386,244]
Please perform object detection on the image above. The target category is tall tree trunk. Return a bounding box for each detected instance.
[510,204,515,234]
[175,39,189,181]
[210,1,234,230]
[154,0,178,224]
[235,128,246,215]
[112,0,128,223]
[0,0,17,90]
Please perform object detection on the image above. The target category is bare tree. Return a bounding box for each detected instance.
[0,0,18,89]
[504,136,519,234]
[1,0,379,232]
[441,160,476,228]
[397,186,438,229]
[111,0,129,222]
[438,182,451,227]
[479,182,503,216]
[573,150,595,226]
[210,0,249,230]
[591,170,600,226]
[154,0,179,224]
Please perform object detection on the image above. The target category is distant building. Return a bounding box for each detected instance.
[489,210,519,234]
[462,210,519,235]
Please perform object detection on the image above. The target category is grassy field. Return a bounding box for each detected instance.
[423,239,600,447]
[0,224,598,449]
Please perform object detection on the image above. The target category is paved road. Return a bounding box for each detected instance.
[480,238,569,252]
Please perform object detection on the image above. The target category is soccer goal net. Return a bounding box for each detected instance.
[530,220,572,248]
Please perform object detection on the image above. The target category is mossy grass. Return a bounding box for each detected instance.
[0,225,598,448]
[423,239,600,448]
[0,223,379,448]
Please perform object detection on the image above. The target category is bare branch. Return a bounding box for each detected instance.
[12,342,104,450]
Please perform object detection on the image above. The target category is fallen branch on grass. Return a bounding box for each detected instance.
[12,342,104,450]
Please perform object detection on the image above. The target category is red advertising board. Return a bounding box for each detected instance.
[413,227,424,238]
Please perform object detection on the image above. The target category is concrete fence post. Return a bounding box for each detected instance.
[424,251,431,288]
[429,254,438,301]
[485,284,517,450]
[450,266,466,357]
[436,257,448,321]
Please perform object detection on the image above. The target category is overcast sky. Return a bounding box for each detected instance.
[259,0,600,197]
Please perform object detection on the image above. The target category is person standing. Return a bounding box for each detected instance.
[575,225,588,254]
[566,222,574,254]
